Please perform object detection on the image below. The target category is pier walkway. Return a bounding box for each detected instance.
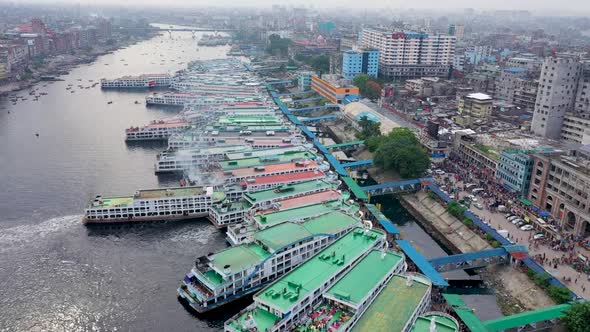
[442,294,572,332]
[361,178,434,196]
[395,240,449,287]
[428,245,527,273]
[276,90,310,97]
[325,140,364,151]
[299,115,339,123]
[341,159,373,170]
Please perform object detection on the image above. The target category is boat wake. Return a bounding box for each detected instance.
[0,215,81,253]
[168,223,217,245]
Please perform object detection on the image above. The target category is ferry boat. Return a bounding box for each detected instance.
[208,176,337,229]
[224,228,413,332]
[83,186,225,224]
[100,74,172,89]
[177,211,363,313]
[125,119,192,141]
[155,145,252,174]
[145,93,265,107]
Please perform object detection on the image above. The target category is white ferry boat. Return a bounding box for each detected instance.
[100,74,172,88]
[83,186,225,224]
[177,211,363,313]
[155,145,252,173]
[145,93,265,107]
[125,120,192,141]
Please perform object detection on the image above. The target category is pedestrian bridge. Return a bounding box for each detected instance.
[325,140,364,151]
[276,90,310,97]
[289,105,329,113]
[341,159,373,170]
[361,178,434,196]
[443,293,572,332]
[428,245,528,273]
[299,115,339,123]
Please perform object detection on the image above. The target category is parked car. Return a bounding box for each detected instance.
[507,216,519,221]
[521,224,534,231]
[435,170,445,175]
[474,202,483,210]
[547,225,559,233]
[512,218,523,224]
[466,194,478,202]
[505,213,513,218]
[516,220,526,227]
[533,233,545,240]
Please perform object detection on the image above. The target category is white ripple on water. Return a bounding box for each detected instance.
[0,215,81,253]
[168,224,217,245]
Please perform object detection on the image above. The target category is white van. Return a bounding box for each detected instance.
[471,188,485,195]
[536,218,547,225]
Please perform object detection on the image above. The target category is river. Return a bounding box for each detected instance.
[0,25,503,331]
[0,27,240,331]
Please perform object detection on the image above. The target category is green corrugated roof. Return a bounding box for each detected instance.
[342,177,369,201]
[254,211,360,252]
[219,151,315,170]
[254,223,313,251]
[483,304,571,332]
[226,307,279,332]
[301,211,360,235]
[325,140,365,149]
[255,201,343,228]
[256,228,385,313]
[442,294,489,332]
[245,179,334,203]
[211,243,270,276]
[325,250,403,306]
[351,274,431,332]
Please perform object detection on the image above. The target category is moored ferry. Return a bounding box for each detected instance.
[83,186,225,224]
[177,211,363,313]
[145,93,266,107]
[126,120,192,141]
[100,74,172,88]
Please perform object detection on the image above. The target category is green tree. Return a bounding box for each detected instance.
[309,55,329,73]
[546,286,572,304]
[373,128,431,178]
[353,73,370,92]
[562,302,590,331]
[446,201,466,218]
[355,115,381,140]
[266,34,291,56]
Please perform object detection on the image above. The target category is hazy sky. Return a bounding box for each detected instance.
[11,0,590,14]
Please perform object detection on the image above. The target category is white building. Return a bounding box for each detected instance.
[531,54,582,139]
[360,28,456,79]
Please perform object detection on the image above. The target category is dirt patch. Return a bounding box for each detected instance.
[481,265,555,315]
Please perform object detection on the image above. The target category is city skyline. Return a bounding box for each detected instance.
[7,0,590,14]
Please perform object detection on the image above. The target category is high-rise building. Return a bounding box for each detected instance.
[495,67,529,102]
[360,28,456,79]
[531,54,582,139]
[341,49,379,79]
[455,24,465,40]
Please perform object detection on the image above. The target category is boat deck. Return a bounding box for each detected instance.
[350,275,430,332]
[137,187,206,199]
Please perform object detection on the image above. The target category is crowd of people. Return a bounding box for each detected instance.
[432,153,590,296]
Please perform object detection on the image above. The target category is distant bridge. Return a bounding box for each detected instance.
[428,245,527,273]
[150,27,235,32]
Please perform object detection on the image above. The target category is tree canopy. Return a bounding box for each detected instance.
[295,53,330,73]
[356,115,381,140]
[353,74,382,101]
[266,34,291,56]
[373,128,431,178]
[562,302,590,332]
